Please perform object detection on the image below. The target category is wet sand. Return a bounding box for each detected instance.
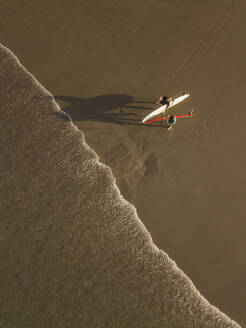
[1,0,246,325]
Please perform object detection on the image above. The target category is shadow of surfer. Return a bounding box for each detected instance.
[51,94,160,127]
[36,94,160,127]
[53,94,145,123]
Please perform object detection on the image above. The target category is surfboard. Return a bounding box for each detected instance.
[143,113,195,124]
[142,94,189,123]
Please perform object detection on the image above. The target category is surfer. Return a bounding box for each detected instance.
[156,96,173,122]
[163,114,176,131]
[156,96,173,108]
[163,110,193,130]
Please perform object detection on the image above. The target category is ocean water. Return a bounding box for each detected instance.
[0,43,241,327]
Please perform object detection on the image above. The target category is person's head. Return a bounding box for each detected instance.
[169,115,175,123]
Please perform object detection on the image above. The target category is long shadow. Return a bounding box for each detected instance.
[53,94,161,127]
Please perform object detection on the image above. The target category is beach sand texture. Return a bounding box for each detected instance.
[0,0,245,326]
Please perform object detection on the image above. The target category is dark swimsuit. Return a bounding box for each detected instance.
[160,96,169,105]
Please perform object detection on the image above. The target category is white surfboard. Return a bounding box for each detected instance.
[142,94,189,123]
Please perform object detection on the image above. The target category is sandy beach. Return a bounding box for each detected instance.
[1,0,245,326]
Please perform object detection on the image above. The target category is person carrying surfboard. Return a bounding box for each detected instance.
[163,110,194,131]
[163,114,176,131]
[156,96,174,126]
[156,96,173,108]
